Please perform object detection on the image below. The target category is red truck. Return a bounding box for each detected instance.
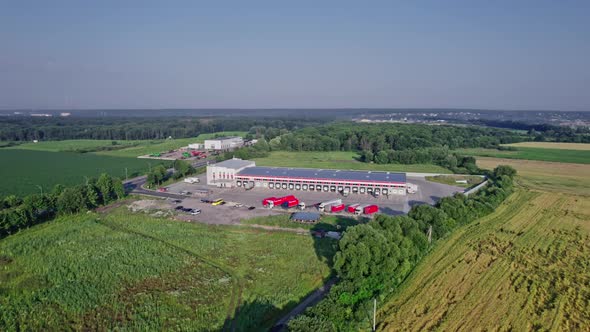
[331,204,345,213]
[282,198,300,208]
[347,204,360,213]
[263,195,297,208]
[354,204,378,215]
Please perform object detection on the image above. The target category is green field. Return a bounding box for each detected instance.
[0,208,334,331]
[378,189,590,331]
[253,151,451,173]
[0,150,168,197]
[456,147,590,164]
[7,139,143,152]
[7,131,248,158]
[94,131,248,157]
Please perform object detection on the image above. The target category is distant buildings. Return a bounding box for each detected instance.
[203,136,244,150]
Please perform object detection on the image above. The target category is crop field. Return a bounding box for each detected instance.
[456,147,590,164]
[0,207,334,331]
[476,157,590,196]
[504,142,590,150]
[0,150,168,197]
[377,189,590,331]
[253,151,451,173]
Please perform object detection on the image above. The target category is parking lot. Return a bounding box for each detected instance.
[161,173,463,224]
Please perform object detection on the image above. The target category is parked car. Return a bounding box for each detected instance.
[175,206,184,210]
[248,206,256,210]
[234,203,243,207]
[211,199,224,206]
[172,199,182,204]
[181,208,192,212]
[190,209,201,215]
[201,199,211,203]
[157,187,168,192]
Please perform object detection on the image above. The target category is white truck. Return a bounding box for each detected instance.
[318,199,342,212]
[406,183,418,194]
[184,177,200,184]
[298,202,306,210]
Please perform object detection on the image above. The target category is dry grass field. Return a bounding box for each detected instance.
[377,189,590,331]
[505,142,590,150]
[476,157,590,196]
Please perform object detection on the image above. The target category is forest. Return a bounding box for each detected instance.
[0,174,125,238]
[0,117,321,141]
[288,166,517,331]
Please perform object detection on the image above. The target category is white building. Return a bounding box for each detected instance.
[203,136,244,150]
[207,158,256,187]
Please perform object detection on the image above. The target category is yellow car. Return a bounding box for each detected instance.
[211,199,224,206]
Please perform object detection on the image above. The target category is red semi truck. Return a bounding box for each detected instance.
[282,198,300,208]
[347,204,360,213]
[355,204,379,215]
[263,195,297,208]
[331,204,346,213]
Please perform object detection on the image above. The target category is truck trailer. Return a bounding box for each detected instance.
[330,204,345,213]
[318,199,342,212]
[263,195,297,208]
[282,198,300,209]
[354,204,379,215]
[347,204,360,213]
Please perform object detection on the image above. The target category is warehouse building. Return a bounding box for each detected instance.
[207,158,407,195]
[204,136,244,150]
[207,158,256,187]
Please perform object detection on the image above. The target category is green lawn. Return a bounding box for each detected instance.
[0,150,169,197]
[456,147,590,164]
[253,151,451,173]
[0,208,334,331]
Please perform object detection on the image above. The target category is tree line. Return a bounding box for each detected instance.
[289,165,517,331]
[0,117,320,141]
[145,160,196,188]
[0,174,126,238]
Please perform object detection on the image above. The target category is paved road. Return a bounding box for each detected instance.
[270,277,338,331]
[123,159,213,199]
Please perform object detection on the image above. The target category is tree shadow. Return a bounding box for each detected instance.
[223,299,282,332]
[377,206,405,216]
[408,199,428,207]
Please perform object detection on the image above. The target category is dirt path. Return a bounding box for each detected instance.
[270,277,338,331]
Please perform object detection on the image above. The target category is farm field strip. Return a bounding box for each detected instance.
[504,142,590,150]
[253,151,451,173]
[456,147,590,164]
[377,189,590,331]
[475,157,590,196]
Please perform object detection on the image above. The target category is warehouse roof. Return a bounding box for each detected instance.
[237,166,406,184]
[291,212,321,222]
[213,158,255,170]
[205,136,242,141]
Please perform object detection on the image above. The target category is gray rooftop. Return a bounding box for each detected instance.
[238,166,406,184]
[213,158,255,170]
[291,212,321,221]
[205,136,242,141]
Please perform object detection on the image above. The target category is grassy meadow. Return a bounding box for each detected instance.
[253,151,451,173]
[0,150,169,197]
[0,207,334,331]
[476,157,590,196]
[377,188,590,331]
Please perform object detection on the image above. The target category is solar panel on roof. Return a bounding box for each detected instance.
[237,166,406,183]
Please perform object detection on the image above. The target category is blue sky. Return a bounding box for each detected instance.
[1,0,589,110]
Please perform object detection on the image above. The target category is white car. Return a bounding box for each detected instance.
[190,209,201,215]
[234,203,243,207]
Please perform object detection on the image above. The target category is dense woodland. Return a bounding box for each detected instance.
[0,174,125,238]
[289,166,517,331]
[0,117,320,141]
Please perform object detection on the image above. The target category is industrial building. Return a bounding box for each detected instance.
[207,158,256,187]
[207,158,408,195]
[204,136,244,150]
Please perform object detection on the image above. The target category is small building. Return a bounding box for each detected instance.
[291,212,321,223]
[206,158,255,187]
[204,136,244,150]
[188,143,205,150]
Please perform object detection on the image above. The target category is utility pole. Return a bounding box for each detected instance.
[427,225,433,244]
[373,298,377,331]
[125,167,128,180]
[35,185,43,195]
